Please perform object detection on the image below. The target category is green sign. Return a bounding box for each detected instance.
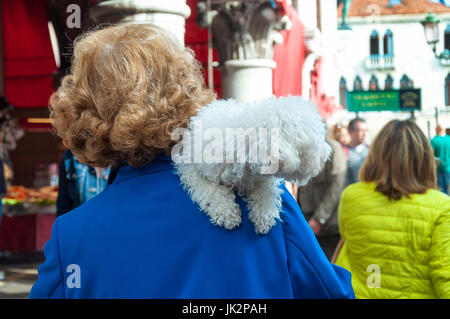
[347,89,421,112]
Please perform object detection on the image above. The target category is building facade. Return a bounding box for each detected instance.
[293,0,343,119]
[336,0,450,140]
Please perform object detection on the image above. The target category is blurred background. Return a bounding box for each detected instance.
[0,0,448,298]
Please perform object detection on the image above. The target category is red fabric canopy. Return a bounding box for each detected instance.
[310,57,343,119]
[0,214,55,251]
[2,0,56,107]
[272,1,304,97]
[3,0,303,106]
[273,1,341,118]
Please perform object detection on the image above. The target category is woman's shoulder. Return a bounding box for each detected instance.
[342,183,449,205]
[340,184,449,219]
[411,189,450,212]
[423,188,450,201]
[341,182,376,198]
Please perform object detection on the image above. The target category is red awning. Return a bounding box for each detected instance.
[2,0,56,107]
[311,57,343,119]
[3,0,303,106]
[272,1,304,97]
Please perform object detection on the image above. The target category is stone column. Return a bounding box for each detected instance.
[89,0,191,46]
[197,0,291,102]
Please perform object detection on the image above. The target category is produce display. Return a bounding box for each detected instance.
[2,186,58,215]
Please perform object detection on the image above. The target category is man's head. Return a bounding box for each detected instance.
[348,118,368,146]
[436,124,445,136]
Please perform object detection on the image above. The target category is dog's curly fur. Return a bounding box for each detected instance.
[174,96,332,235]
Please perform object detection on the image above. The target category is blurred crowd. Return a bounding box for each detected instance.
[286,117,371,259]
[0,98,24,261]
[56,149,110,217]
[0,98,24,223]
[287,117,450,298]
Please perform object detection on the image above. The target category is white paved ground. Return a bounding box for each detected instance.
[0,253,42,299]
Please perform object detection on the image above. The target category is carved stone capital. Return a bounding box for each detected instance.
[197,0,291,64]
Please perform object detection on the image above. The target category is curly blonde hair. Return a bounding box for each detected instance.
[50,24,215,167]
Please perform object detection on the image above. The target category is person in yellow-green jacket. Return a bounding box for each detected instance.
[335,119,450,299]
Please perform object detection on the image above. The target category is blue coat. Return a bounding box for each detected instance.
[29,156,354,299]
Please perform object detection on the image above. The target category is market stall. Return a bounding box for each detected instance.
[0,185,57,252]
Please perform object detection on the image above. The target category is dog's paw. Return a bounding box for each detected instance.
[249,208,280,235]
[253,218,277,235]
[206,202,242,230]
[214,211,242,230]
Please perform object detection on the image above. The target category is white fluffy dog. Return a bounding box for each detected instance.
[172,95,331,235]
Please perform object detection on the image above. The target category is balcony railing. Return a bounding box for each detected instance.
[365,54,395,70]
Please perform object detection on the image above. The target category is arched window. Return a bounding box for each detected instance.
[383,29,394,56]
[339,77,347,107]
[385,74,394,90]
[369,75,379,91]
[445,24,450,52]
[354,76,363,91]
[370,30,379,56]
[400,74,413,89]
[445,73,450,106]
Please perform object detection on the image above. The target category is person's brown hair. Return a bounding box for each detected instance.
[50,24,215,167]
[330,123,347,141]
[359,120,437,200]
[348,117,366,132]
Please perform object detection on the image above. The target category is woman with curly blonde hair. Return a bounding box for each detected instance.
[29,24,354,299]
[50,24,214,168]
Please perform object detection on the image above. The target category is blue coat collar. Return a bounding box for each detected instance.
[111,155,173,185]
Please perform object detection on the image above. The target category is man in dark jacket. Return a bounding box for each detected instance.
[57,149,110,216]
[298,137,348,260]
